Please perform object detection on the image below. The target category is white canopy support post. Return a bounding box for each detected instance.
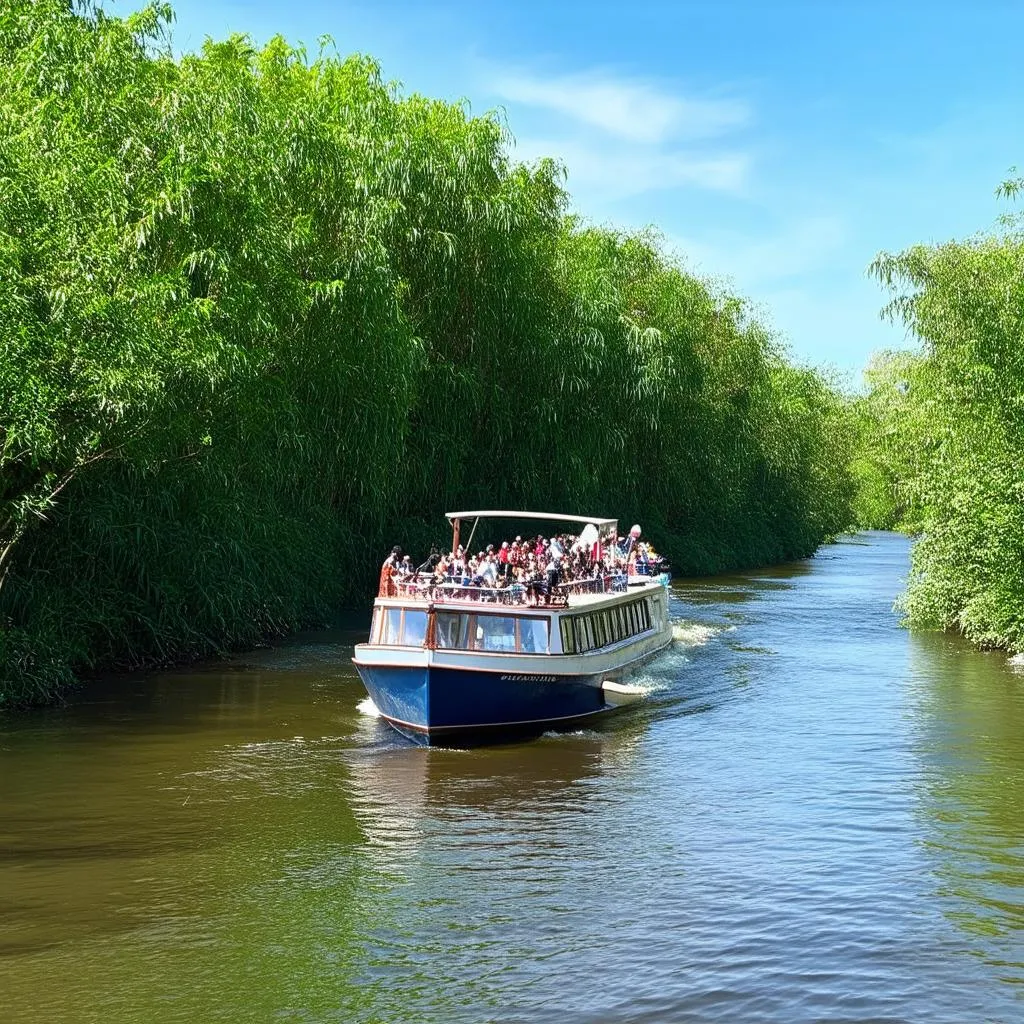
[464,516,480,556]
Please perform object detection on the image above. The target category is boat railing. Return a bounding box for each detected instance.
[389,572,631,606]
[392,580,532,605]
[553,573,628,597]
[627,559,669,577]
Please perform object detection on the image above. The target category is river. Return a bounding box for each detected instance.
[3,531,1024,1022]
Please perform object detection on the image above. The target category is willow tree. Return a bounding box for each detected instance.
[871,203,1024,649]
[846,351,926,531]
[0,0,857,705]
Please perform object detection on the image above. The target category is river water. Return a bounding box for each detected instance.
[3,532,1024,1022]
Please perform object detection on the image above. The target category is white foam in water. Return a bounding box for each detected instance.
[1008,653,1024,671]
[672,621,720,646]
[618,672,673,695]
[356,697,381,717]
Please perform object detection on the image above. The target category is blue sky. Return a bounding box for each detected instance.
[157,0,1023,381]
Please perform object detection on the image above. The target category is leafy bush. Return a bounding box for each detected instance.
[871,215,1024,648]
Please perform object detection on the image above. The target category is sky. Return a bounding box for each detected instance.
[153,0,1024,381]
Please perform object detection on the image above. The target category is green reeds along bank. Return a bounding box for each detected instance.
[867,203,1024,653]
[0,0,857,706]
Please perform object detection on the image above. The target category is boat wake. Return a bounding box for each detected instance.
[357,696,381,718]
[671,621,725,647]
[614,672,675,696]
[620,624,726,695]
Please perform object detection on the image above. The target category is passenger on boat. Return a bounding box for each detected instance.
[378,545,402,597]
[543,552,560,603]
[381,521,664,604]
[481,554,498,587]
[622,524,642,557]
[451,545,466,578]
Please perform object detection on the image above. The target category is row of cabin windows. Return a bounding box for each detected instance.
[373,608,549,654]
[560,599,651,655]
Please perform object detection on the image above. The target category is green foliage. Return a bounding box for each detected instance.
[870,214,1024,649]
[847,351,925,531]
[0,1,856,705]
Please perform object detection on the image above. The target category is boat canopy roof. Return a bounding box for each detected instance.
[445,510,618,529]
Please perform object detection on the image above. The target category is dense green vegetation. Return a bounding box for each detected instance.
[866,182,1024,649]
[845,351,923,533]
[0,0,856,705]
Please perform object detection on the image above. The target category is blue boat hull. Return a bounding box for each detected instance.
[353,663,610,745]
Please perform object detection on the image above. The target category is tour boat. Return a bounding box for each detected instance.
[352,511,673,745]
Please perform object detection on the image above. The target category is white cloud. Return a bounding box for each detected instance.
[482,63,753,200]
[492,70,749,145]
[489,66,753,201]
[667,216,849,286]
[512,136,749,198]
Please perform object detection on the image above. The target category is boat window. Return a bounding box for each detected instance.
[563,617,578,655]
[401,610,428,647]
[571,617,584,653]
[561,606,653,654]
[435,612,473,649]
[383,608,402,645]
[583,616,595,651]
[518,618,549,654]
[477,615,517,653]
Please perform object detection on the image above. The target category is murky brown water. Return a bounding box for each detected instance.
[3,532,1024,1022]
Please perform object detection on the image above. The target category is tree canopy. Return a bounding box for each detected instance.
[0,1,856,704]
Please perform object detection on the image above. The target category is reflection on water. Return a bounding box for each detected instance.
[4,534,1024,1021]
[344,725,648,859]
[908,631,1024,956]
